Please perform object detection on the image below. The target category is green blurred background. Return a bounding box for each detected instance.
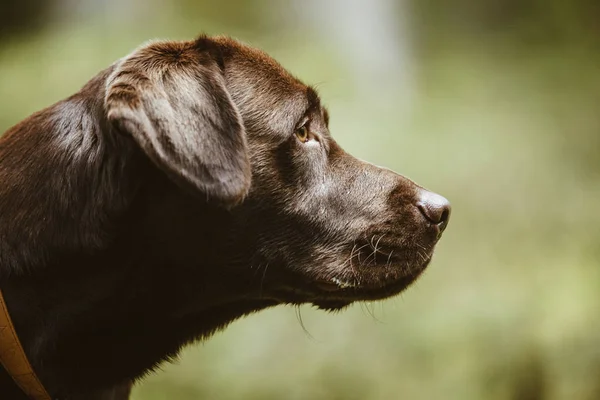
[1,1,599,399]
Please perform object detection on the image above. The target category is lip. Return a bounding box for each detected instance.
[266,245,434,307]
[343,244,408,270]
[312,258,431,299]
[316,278,357,292]
[309,273,425,309]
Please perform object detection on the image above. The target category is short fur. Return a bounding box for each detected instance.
[0,35,450,399]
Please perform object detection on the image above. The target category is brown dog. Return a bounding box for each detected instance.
[0,36,450,399]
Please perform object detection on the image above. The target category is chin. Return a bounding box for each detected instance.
[269,255,432,312]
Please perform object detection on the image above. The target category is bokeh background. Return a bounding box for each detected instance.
[1,1,599,399]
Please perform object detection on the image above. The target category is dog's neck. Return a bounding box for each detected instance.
[0,68,276,397]
[1,201,275,398]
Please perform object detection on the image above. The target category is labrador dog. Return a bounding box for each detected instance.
[0,36,450,399]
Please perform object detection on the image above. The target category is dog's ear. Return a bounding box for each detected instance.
[105,41,250,206]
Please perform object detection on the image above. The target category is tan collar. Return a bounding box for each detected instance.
[0,289,51,400]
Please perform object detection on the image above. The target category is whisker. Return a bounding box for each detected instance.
[259,262,270,298]
[295,306,316,341]
[355,242,371,266]
[374,234,385,252]
[386,250,394,268]
[415,243,428,251]
[364,250,375,266]
[364,234,385,266]
[362,301,375,320]
[366,301,385,323]
[347,242,360,284]
[369,235,377,250]
[359,302,370,318]
[373,234,385,265]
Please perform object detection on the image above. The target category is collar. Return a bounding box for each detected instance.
[0,289,51,400]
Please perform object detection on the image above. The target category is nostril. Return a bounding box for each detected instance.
[439,208,450,224]
[417,191,451,228]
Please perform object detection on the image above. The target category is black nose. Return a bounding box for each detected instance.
[417,191,451,232]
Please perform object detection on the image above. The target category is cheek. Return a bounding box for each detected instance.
[246,138,293,194]
[290,143,328,186]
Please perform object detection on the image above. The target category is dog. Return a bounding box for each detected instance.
[0,35,450,399]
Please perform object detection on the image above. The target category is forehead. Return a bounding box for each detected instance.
[213,37,320,136]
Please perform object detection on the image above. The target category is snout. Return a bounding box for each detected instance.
[417,190,451,235]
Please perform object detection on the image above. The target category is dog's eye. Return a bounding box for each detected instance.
[295,126,310,143]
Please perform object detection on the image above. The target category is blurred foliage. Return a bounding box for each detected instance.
[412,0,600,48]
[1,1,599,399]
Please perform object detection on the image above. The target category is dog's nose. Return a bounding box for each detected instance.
[417,191,451,232]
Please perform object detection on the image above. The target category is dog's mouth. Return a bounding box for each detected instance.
[268,244,434,311]
[311,254,430,304]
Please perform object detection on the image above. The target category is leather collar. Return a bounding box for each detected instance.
[0,289,51,400]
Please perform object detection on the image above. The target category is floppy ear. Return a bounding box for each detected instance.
[105,41,251,206]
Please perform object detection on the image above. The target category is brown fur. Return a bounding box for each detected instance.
[0,36,450,399]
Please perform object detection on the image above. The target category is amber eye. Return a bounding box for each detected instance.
[295,125,310,143]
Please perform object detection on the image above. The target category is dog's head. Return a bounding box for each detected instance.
[105,36,450,310]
